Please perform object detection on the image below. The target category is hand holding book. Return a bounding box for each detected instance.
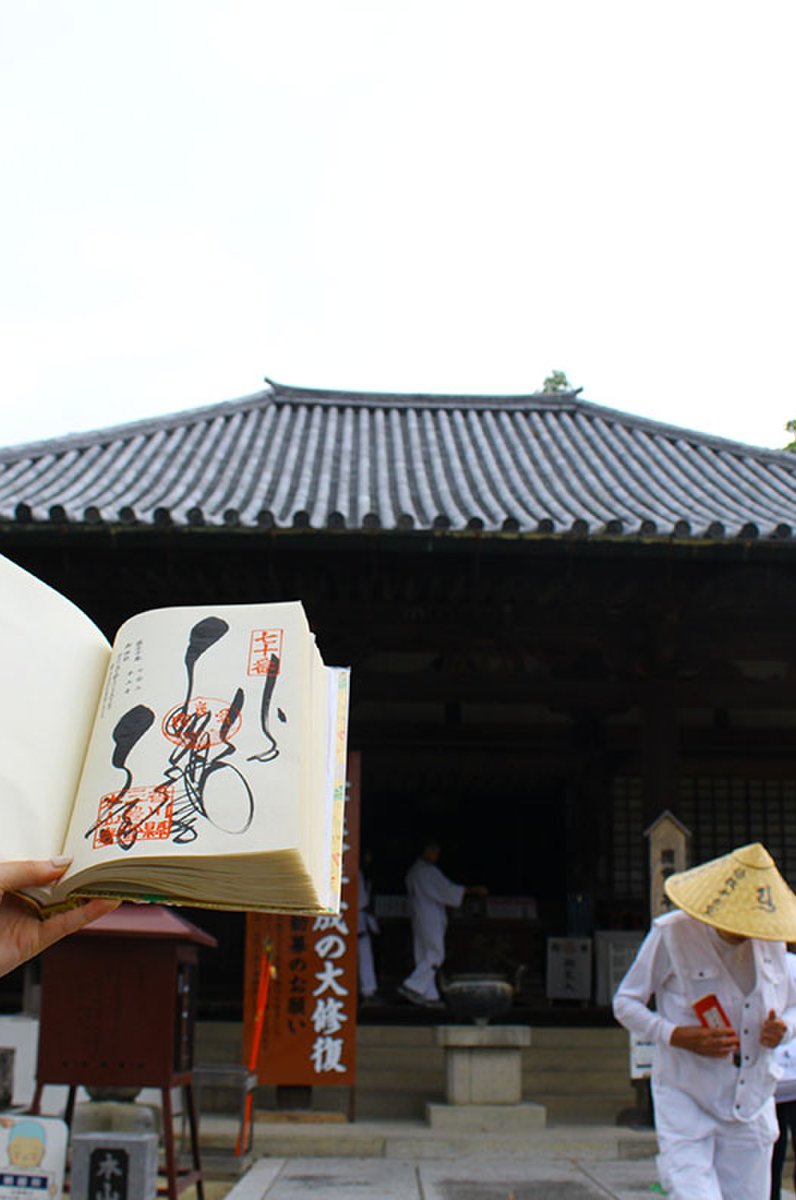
[0,858,118,976]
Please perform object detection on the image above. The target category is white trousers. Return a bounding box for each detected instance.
[402,921,444,1000]
[653,1084,777,1200]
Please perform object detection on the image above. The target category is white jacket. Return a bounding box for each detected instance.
[613,909,796,1122]
[405,858,465,944]
[774,953,796,1103]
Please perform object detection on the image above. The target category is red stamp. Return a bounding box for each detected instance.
[248,628,283,676]
[93,786,173,849]
[162,696,243,747]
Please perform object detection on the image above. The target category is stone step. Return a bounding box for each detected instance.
[523,1041,629,1070]
[357,1047,632,1086]
[355,1024,628,1048]
[523,1070,632,1095]
[540,1092,638,1122]
[232,1117,659,1161]
[194,1022,243,1062]
[195,1021,628,1052]
[353,1065,445,1088]
[193,1022,635,1124]
[528,1026,628,1048]
[356,1025,439,1047]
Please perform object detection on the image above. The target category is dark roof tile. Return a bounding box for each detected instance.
[2,380,796,541]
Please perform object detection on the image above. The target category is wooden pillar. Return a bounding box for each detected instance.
[640,684,679,829]
[566,712,607,930]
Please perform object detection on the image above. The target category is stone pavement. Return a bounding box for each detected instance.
[213,1122,666,1199]
[226,1155,662,1199]
[202,1117,796,1199]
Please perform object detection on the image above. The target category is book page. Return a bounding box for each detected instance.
[320,665,350,911]
[62,600,315,880]
[0,555,110,860]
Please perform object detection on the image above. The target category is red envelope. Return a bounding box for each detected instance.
[693,992,733,1029]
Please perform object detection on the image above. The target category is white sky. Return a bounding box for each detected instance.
[1,1,794,451]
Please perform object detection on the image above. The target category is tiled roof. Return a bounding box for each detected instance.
[2,379,796,541]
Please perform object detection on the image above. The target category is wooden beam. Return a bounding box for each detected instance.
[352,671,796,710]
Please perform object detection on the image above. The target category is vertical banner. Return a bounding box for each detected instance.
[243,751,360,1087]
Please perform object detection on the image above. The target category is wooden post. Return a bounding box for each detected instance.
[624,811,691,1127]
[645,810,692,920]
[640,686,679,829]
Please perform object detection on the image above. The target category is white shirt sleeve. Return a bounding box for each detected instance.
[423,864,466,908]
[612,923,677,1047]
[781,951,796,1042]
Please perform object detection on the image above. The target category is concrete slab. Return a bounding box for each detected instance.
[578,1159,662,1198]
[218,1145,666,1200]
[222,1159,287,1200]
[254,1158,420,1198]
[419,1159,616,1199]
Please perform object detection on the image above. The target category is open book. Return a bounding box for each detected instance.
[0,554,349,915]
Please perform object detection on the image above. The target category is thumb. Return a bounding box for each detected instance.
[35,899,119,953]
[0,858,72,896]
[768,1010,777,1021]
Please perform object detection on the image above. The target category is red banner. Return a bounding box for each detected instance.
[243,751,360,1086]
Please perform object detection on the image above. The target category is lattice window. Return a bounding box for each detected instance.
[611,777,645,898]
[611,776,796,899]
[677,778,796,882]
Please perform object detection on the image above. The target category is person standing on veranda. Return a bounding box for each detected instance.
[358,849,381,1005]
[614,842,796,1200]
[398,838,487,1007]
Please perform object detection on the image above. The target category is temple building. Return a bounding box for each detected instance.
[3,379,796,1014]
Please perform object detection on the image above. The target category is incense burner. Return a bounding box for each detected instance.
[440,972,516,1025]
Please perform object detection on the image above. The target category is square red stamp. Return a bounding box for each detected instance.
[93,786,174,849]
[248,628,284,676]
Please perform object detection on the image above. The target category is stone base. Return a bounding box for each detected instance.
[434,1025,531,1105]
[73,1101,160,1135]
[425,1101,547,1132]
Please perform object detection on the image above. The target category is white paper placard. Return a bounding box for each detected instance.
[546,937,592,1000]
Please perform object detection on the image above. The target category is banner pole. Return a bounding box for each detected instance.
[237,938,273,1155]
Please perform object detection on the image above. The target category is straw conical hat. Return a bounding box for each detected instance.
[664,842,796,941]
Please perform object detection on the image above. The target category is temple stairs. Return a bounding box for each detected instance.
[194,1022,638,1126]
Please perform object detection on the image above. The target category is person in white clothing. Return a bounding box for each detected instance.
[770,950,796,1200]
[398,839,488,1006]
[614,842,796,1200]
[358,851,381,1005]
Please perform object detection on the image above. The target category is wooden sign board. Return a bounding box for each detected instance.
[645,809,691,919]
[243,752,360,1086]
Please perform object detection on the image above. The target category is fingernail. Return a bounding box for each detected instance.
[50,856,73,868]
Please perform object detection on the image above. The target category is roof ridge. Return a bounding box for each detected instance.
[266,377,584,410]
[0,378,792,469]
[267,379,795,464]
